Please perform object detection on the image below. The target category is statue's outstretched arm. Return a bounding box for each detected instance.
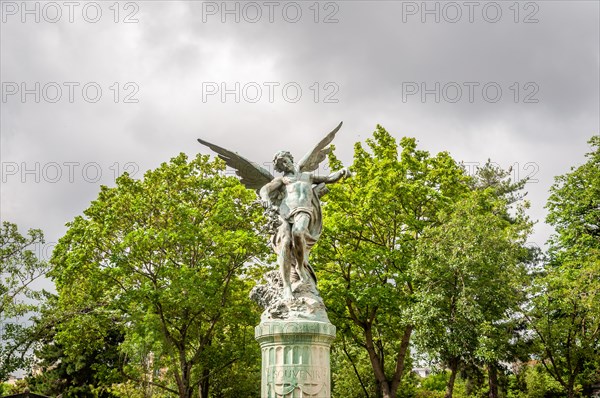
[313,168,350,185]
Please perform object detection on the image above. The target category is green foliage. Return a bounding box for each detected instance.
[321,128,533,398]
[524,365,565,398]
[419,372,448,393]
[26,296,125,398]
[107,379,174,398]
[47,153,269,398]
[411,159,533,397]
[0,221,50,380]
[415,371,484,398]
[412,189,531,353]
[331,334,378,397]
[9,131,597,398]
[1,379,30,395]
[526,135,600,398]
[316,125,472,397]
[546,135,600,261]
[505,363,567,398]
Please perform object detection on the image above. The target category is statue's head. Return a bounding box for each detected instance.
[273,150,294,173]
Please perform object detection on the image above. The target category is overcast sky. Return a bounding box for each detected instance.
[1,0,599,286]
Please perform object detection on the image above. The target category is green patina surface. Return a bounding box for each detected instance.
[256,320,336,398]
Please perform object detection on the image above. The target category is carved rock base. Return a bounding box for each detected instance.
[250,270,330,323]
[255,321,336,398]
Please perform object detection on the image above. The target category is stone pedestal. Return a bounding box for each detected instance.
[255,321,336,398]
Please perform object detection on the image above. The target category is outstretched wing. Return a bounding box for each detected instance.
[197,138,273,190]
[297,121,343,173]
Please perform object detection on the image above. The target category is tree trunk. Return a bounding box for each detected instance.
[199,368,210,398]
[465,377,474,396]
[488,362,498,398]
[381,385,392,398]
[445,357,459,398]
[567,383,575,398]
[376,377,393,398]
[389,326,413,398]
[176,358,194,398]
[179,383,193,398]
[363,324,413,398]
[375,380,383,398]
[364,325,393,398]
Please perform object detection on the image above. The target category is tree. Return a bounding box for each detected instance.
[470,161,537,398]
[49,153,269,398]
[330,332,380,397]
[411,185,532,398]
[526,135,600,398]
[24,294,126,398]
[0,221,50,380]
[314,125,471,398]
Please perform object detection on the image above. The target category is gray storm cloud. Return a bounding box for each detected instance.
[1,1,598,275]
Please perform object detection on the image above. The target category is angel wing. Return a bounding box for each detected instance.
[197,138,273,191]
[297,121,343,173]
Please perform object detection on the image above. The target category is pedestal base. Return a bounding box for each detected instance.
[255,321,336,398]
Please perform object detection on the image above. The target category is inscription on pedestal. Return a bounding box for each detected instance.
[256,321,336,339]
[267,365,329,397]
[256,320,336,398]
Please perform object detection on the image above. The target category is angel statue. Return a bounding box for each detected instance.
[197,122,350,304]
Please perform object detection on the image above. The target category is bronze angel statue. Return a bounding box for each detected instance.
[197,122,350,300]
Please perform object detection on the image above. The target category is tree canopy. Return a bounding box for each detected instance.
[313,127,535,398]
[1,221,50,380]
[526,135,600,398]
[46,153,269,398]
[6,130,598,398]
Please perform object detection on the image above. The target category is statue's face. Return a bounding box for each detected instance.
[275,155,294,173]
